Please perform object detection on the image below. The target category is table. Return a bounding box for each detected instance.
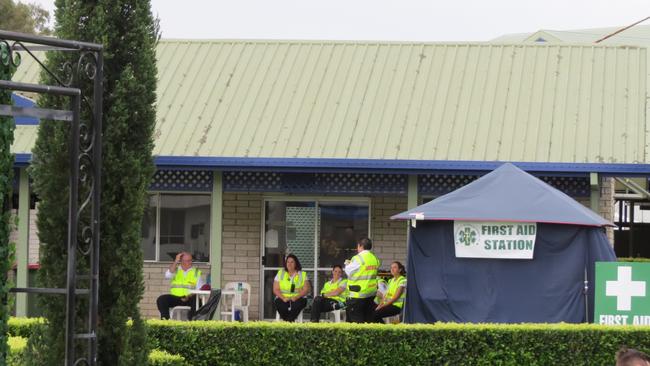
[189,289,211,309]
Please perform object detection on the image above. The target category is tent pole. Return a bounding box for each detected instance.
[584,267,589,323]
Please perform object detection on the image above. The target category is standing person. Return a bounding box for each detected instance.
[156,252,203,319]
[310,265,348,322]
[616,347,650,366]
[373,261,407,323]
[273,254,311,322]
[345,238,380,323]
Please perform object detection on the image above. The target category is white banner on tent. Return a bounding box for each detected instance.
[453,221,537,259]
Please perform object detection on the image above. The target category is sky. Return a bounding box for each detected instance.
[25,0,650,42]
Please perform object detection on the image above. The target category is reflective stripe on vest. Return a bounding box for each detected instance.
[386,275,407,309]
[170,267,201,297]
[347,251,380,299]
[321,278,347,303]
[277,270,307,297]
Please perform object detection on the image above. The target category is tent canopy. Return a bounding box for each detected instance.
[392,163,614,227]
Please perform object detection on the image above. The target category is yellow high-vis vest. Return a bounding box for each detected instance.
[320,278,348,303]
[385,275,407,309]
[277,269,308,297]
[170,267,201,297]
[347,250,380,299]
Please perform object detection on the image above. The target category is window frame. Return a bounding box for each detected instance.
[143,191,212,263]
[259,195,372,319]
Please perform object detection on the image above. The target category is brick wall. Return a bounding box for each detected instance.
[371,196,408,269]
[575,177,615,244]
[221,192,262,319]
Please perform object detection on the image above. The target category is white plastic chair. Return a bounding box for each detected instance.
[329,308,345,323]
[169,306,191,321]
[275,309,304,322]
[220,282,251,322]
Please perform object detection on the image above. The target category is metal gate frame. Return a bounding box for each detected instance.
[0,30,103,366]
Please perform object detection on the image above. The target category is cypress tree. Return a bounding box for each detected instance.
[0,43,16,366]
[28,0,157,364]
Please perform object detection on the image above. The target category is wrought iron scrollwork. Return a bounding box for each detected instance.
[0,30,103,366]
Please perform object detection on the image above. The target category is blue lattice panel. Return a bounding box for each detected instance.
[419,174,590,197]
[539,176,590,197]
[224,171,282,191]
[224,171,406,194]
[150,169,213,192]
[419,174,479,196]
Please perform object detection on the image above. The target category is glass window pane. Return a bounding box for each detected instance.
[141,194,157,261]
[318,202,369,268]
[264,201,316,268]
[159,194,211,262]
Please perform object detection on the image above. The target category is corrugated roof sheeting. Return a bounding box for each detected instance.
[154,41,647,164]
[8,40,649,165]
[491,25,650,47]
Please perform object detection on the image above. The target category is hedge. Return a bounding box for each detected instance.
[8,337,26,365]
[148,349,185,366]
[9,318,650,365]
[618,257,650,263]
[7,317,44,338]
[7,334,183,366]
[146,320,650,366]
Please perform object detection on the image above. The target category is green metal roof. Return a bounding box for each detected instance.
[9,40,650,166]
[491,24,650,47]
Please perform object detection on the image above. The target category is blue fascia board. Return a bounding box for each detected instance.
[153,156,650,176]
[11,94,39,125]
[12,154,650,176]
[13,153,31,167]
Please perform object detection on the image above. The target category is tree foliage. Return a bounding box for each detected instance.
[0,43,16,366]
[0,0,51,35]
[28,0,158,364]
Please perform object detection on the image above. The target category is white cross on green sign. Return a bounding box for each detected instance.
[594,262,650,325]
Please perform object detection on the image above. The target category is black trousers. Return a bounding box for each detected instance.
[274,297,307,322]
[156,294,196,320]
[346,297,376,323]
[310,296,340,322]
[373,304,402,323]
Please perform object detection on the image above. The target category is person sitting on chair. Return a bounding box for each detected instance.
[273,254,311,322]
[373,261,406,323]
[156,251,203,319]
[310,264,348,322]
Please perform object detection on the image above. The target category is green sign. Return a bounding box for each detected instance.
[594,262,650,325]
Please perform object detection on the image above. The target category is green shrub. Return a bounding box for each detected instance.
[148,349,185,366]
[8,336,26,365]
[618,257,650,262]
[147,320,650,366]
[7,317,44,338]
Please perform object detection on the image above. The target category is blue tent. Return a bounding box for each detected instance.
[392,163,616,323]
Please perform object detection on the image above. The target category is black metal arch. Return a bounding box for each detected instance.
[0,30,103,366]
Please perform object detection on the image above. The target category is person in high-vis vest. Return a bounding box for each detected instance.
[310,264,348,322]
[156,251,203,319]
[273,254,311,322]
[373,261,406,323]
[344,237,380,323]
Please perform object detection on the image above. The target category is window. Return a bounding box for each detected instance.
[140,193,211,262]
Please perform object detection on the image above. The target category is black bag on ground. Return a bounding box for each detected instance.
[190,289,221,321]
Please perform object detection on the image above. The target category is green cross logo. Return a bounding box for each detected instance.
[458,227,478,246]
